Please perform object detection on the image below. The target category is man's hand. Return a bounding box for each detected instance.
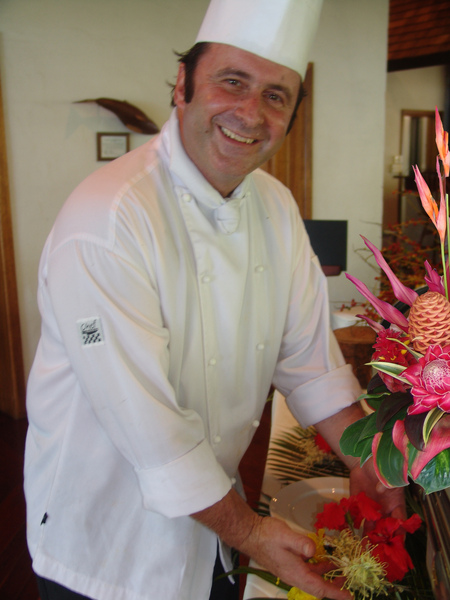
[349,457,406,520]
[314,403,406,520]
[192,488,352,600]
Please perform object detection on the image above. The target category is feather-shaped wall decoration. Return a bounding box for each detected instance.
[75,97,159,134]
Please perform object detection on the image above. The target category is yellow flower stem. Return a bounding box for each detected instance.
[441,239,448,300]
[446,192,450,300]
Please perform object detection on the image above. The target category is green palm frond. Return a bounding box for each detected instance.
[267,425,349,484]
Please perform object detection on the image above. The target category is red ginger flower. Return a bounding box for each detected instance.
[372,329,416,393]
[340,492,382,529]
[403,344,450,414]
[367,515,422,582]
[315,500,347,531]
[314,492,382,531]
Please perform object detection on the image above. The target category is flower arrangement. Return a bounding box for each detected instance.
[313,492,422,590]
[235,492,426,600]
[340,107,450,494]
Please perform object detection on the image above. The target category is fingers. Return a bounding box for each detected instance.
[248,518,352,600]
[374,482,407,519]
[294,568,352,600]
[308,559,335,576]
[390,504,407,520]
[375,481,387,495]
[292,533,316,559]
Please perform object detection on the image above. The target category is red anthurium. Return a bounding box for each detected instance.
[345,273,409,332]
[435,106,450,177]
[410,414,450,479]
[361,236,418,306]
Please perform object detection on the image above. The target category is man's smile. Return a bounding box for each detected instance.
[220,125,257,145]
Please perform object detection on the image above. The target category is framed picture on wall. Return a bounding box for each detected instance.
[97,132,130,161]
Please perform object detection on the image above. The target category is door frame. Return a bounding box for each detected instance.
[0,67,26,418]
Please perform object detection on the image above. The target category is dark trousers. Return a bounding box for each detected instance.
[36,577,92,600]
[36,552,240,600]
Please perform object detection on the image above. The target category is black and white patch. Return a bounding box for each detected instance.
[77,317,105,347]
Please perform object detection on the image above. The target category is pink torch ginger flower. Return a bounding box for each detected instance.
[402,344,450,414]
[372,329,416,393]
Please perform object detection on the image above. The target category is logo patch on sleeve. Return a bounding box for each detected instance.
[77,317,105,347]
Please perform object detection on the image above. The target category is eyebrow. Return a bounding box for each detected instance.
[214,68,294,104]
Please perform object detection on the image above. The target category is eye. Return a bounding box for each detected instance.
[225,78,241,87]
[265,91,285,106]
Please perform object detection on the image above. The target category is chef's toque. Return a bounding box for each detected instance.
[195,0,323,79]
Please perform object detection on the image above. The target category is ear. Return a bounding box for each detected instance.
[173,63,186,108]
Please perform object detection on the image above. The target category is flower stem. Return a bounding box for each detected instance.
[441,237,448,300]
[446,192,450,300]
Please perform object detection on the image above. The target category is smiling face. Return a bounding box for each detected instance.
[173,43,301,197]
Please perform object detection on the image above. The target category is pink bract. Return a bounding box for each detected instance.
[403,344,450,414]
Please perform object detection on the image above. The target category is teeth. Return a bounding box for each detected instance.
[221,126,255,144]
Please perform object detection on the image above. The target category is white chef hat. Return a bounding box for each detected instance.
[195,0,323,79]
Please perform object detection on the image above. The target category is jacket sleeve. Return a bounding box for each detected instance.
[272,207,361,427]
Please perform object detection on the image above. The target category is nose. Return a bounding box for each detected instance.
[234,93,265,128]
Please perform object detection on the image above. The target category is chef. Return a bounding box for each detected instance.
[24,1,404,599]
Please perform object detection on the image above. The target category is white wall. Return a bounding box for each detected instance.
[310,0,389,307]
[1,0,389,374]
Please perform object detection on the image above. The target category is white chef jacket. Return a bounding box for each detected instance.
[24,110,361,600]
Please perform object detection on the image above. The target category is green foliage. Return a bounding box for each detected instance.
[374,431,409,487]
[411,447,450,494]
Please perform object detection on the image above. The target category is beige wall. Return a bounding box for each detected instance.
[383,66,446,227]
[1,0,389,374]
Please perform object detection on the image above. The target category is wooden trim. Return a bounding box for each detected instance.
[0,67,26,418]
[260,63,313,219]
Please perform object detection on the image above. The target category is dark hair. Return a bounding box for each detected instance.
[170,42,305,134]
[287,82,306,134]
[170,42,211,107]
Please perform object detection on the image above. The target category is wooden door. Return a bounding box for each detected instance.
[261,63,313,219]
[0,68,26,418]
